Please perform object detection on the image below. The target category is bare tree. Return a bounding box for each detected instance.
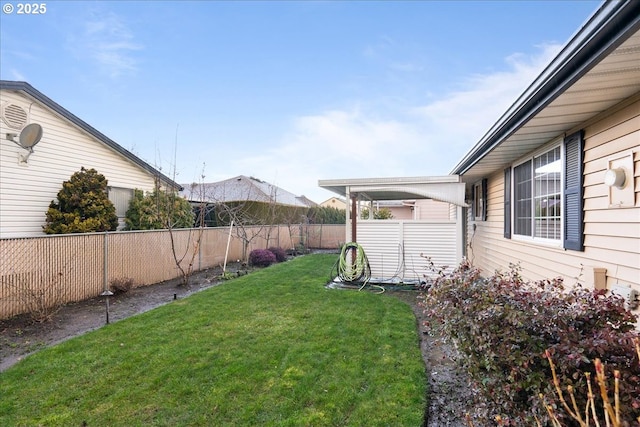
[213,189,268,262]
[160,128,206,286]
[207,178,298,261]
[167,164,207,286]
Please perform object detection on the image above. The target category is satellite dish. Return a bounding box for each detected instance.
[19,123,43,149]
[6,123,44,163]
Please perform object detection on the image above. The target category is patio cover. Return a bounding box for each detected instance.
[318,175,467,207]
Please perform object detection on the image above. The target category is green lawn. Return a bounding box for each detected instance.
[0,254,426,426]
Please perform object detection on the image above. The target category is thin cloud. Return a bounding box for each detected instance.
[8,69,27,81]
[67,10,143,78]
[411,43,563,150]
[217,108,425,202]
[217,43,565,202]
[362,35,396,59]
[389,62,425,72]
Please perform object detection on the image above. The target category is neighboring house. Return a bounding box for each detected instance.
[320,195,450,220]
[183,175,315,207]
[296,195,318,208]
[320,197,347,210]
[181,175,316,225]
[367,199,452,220]
[0,81,180,238]
[451,1,640,301]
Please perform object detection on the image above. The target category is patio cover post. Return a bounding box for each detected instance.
[350,194,358,265]
[350,194,357,244]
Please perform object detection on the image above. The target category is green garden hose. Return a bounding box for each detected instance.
[335,242,371,286]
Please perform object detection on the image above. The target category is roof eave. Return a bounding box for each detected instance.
[450,0,640,176]
[0,80,182,191]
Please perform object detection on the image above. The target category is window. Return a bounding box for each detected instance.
[512,146,561,240]
[504,130,584,250]
[108,187,134,219]
[472,179,487,221]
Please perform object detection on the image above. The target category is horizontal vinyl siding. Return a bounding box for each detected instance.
[415,199,451,220]
[404,222,457,272]
[357,220,457,281]
[469,99,640,304]
[358,222,402,279]
[0,91,161,238]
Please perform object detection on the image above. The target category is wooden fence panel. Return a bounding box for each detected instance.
[0,234,104,319]
[0,224,345,319]
[305,224,345,249]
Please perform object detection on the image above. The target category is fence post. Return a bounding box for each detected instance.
[198,228,202,271]
[103,232,108,292]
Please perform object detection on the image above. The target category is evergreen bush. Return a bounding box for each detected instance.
[125,188,194,230]
[43,167,118,234]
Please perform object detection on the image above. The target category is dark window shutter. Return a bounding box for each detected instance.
[481,178,488,221]
[470,185,476,218]
[504,168,511,239]
[563,130,584,251]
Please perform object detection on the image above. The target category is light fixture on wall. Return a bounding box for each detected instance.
[605,151,635,208]
[604,167,627,189]
[6,123,43,163]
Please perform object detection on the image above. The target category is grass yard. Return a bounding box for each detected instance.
[0,254,426,426]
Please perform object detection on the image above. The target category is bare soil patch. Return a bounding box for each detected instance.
[1,259,474,426]
[0,264,241,371]
[392,291,476,427]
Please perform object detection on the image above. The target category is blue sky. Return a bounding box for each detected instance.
[1,0,601,202]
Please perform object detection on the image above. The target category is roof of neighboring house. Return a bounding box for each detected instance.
[296,195,318,208]
[182,175,315,207]
[0,80,181,190]
[320,196,346,206]
[450,0,640,184]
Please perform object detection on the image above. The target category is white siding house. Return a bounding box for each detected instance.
[451,1,640,310]
[0,81,180,238]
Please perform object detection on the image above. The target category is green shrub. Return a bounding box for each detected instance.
[360,206,394,219]
[306,206,346,224]
[125,188,194,230]
[422,259,640,425]
[43,167,118,234]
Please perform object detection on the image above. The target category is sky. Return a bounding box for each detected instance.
[1,0,602,203]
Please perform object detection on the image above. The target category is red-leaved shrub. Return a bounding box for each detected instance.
[268,247,287,263]
[249,249,277,267]
[421,258,640,425]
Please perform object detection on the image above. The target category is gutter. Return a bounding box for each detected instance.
[450,0,640,176]
[0,80,183,191]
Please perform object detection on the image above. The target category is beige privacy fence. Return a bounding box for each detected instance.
[0,224,345,320]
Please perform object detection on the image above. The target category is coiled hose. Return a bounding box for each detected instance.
[335,242,371,287]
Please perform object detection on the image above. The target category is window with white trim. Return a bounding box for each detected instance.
[505,130,584,250]
[513,146,562,240]
[534,147,562,239]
